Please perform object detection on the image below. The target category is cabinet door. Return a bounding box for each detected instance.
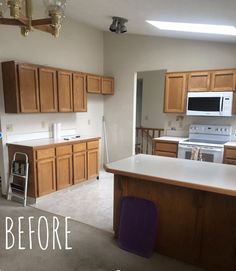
[188,72,210,91]
[58,71,73,112]
[18,64,40,113]
[164,73,187,113]
[102,77,114,95]
[73,72,87,112]
[87,75,101,93]
[211,70,236,91]
[56,154,73,189]
[37,158,56,197]
[73,151,87,184]
[87,149,99,179]
[200,193,236,270]
[39,68,58,112]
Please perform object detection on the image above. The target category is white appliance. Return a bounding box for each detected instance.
[187,91,233,117]
[178,124,232,163]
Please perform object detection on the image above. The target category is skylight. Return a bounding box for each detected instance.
[146,21,236,36]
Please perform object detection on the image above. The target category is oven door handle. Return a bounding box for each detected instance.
[200,147,223,152]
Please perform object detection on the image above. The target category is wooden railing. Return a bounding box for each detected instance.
[136,127,164,154]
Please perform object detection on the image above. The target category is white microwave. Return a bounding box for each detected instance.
[186,91,233,117]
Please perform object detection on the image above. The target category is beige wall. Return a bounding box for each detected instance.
[103,33,236,161]
[0,19,104,194]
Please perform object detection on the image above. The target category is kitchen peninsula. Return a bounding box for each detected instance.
[105,154,236,271]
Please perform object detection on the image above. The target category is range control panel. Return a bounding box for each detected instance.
[189,124,232,136]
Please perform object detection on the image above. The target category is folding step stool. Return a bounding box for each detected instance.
[7,152,29,207]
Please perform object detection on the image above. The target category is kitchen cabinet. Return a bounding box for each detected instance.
[102,76,114,95]
[73,72,87,112]
[87,140,99,179]
[87,74,101,93]
[39,67,58,112]
[164,73,187,113]
[188,72,210,92]
[224,146,236,165]
[36,148,56,197]
[57,71,73,112]
[73,142,87,183]
[56,145,73,189]
[7,137,100,198]
[18,64,40,113]
[153,140,178,157]
[211,70,236,91]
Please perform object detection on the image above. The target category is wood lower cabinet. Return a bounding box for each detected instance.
[153,140,178,157]
[37,158,56,197]
[7,138,100,198]
[164,73,187,113]
[73,142,87,183]
[18,64,40,113]
[39,67,58,112]
[224,146,236,164]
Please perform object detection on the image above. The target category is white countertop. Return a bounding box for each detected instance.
[106,154,236,196]
[153,136,187,142]
[7,135,100,148]
[224,141,236,147]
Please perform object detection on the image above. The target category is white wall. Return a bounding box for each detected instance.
[137,70,166,129]
[103,33,236,162]
[0,19,104,194]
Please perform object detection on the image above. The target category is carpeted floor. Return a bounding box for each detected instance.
[0,196,204,271]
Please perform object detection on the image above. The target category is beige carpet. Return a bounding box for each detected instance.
[0,196,205,271]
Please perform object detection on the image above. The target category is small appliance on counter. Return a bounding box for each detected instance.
[178,124,232,163]
[52,123,62,139]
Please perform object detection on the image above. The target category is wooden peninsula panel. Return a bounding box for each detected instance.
[106,154,236,271]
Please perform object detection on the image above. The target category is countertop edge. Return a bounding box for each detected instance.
[104,163,236,197]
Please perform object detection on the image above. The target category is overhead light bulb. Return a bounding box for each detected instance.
[109,17,117,32]
[109,16,128,34]
[7,0,24,18]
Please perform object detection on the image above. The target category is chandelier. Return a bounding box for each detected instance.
[0,0,66,37]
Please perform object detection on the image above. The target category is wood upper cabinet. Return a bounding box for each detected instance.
[18,64,40,113]
[188,72,210,92]
[73,72,87,112]
[39,67,58,112]
[56,145,73,190]
[87,140,99,179]
[102,76,114,95]
[211,70,236,91]
[164,73,187,113]
[57,71,73,112]
[73,143,87,184]
[87,74,101,93]
[36,148,56,197]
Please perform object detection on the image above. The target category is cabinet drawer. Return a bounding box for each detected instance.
[56,145,72,156]
[87,140,99,150]
[155,151,177,158]
[224,148,236,159]
[73,142,86,153]
[36,148,55,160]
[155,142,178,153]
[224,158,236,165]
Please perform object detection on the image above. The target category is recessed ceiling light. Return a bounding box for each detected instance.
[146,21,236,36]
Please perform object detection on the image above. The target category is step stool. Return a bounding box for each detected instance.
[7,152,29,207]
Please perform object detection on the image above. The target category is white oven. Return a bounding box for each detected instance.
[178,144,224,163]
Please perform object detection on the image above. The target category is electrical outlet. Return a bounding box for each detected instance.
[6,124,13,132]
[88,119,91,125]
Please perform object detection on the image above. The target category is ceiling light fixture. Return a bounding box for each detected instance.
[109,16,128,34]
[146,20,236,36]
[0,0,66,37]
